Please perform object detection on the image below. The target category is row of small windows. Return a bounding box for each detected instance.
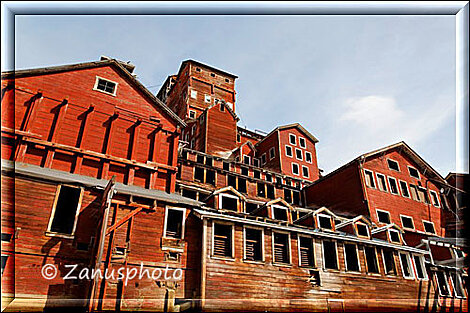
[194,67,232,83]
[285,145,313,163]
[387,159,421,180]
[289,133,307,149]
[189,90,233,110]
[364,169,441,207]
[291,163,310,178]
[376,208,437,234]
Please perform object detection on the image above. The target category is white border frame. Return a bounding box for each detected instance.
[163,206,187,239]
[295,148,303,161]
[388,229,402,244]
[343,242,361,273]
[93,75,118,96]
[434,271,451,297]
[298,136,306,149]
[375,172,388,192]
[398,252,415,280]
[288,133,297,146]
[305,151,313,164]
[269,147,275,160]
[285,145,293,158]
[291,162,300,176]
[398,180,411,198]
[429,190,441,207]
[301,165,309,179]
[407,165,420,180]
[211,220,235,260]
[411,254,428,281]
[298,235,316,268]
[243,225,265,263]
[449,272,467,299]
[218,193,240,212]
[363,169,376,188]
[387,176,400,196]
[355,222,370,238]
[190,89,197,99]
[381,249,397,276]
[317,213,334,231]
[400,214,415,230]
[376,208,391,224]
[272,230,292,265]
[422,220,436,235]
[271,204,290,222]
[386,158,400,172]
[363,246,381,274]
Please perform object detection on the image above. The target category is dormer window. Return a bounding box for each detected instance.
[356,223,369,238]
[210,73,215,77]
[219,193,239,212]
[272,205,289,221]
[94,77,117,96]
[388,229,401,244]
[317,214,334,230]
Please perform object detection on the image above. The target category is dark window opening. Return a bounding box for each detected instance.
[96,78,116,94]
[182,189,197,200]
[364,246,379,273]
[423,221,436,234]
[450,272,465,298]
[383,249,397,275]
[182,151,188,160]
[296,149,302,159]
[220,195,238,211]
[377,174,388,191]
[356,223,369,237]
[400,181,410,197]
[276,176,283,185]
[206,170,216,186]
[388,178,399,194]
[435,271,450,296]
[273,207,288,221]
[364,170,375,188]
[210,73,215,77]
[265,174,272,182]
[1,233,12,242]
[387,159,400,171]
[299,237,315,267]
[165,209,184,238]
[253,158,260,167]
[241,167,249,176]
[205,157,213,166]
[418,188,430,204]
[238,178,247,193]
[243,156,250,165]
[228,175,237,189]
[266,185,275,199]
[194,167,205,182]
[245,228,262,261]
[49,186,82,235]
[306,152,312,163]
[292,163,299,175]
[408,167,419,179]
[1,255,9,275]
[286,146,293,157]
[284,189,292,203]
[413,255,425,279]
[273,233,289,264]
[76,242,89,251]
[213,223,232,258]
[245,202,259,214]
[323,241,338,270]
[430,191,440,207]
[293,191,301,205]
[344,243,360,272]
[389,230,401,243]
[253,170,261,179]
[220,103,225,112]
[377,210,390,224]
[302,166,309,178]
[223,161,230,171]
[257,182,266,197]
[401,216,414,229]
[196,155,205,164]
[399,253,413,278]
[318,215,333,230]
[237,134,241,143]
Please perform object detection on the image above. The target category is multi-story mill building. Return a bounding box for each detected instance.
[1,57,467,312]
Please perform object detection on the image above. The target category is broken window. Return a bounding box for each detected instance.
[388,177,399,195]
[382,249,397,275]
[449,272,465,298]
[273,232,290,264]
[399,181,410,198]
[376,173,388,192]
[408,166,420,179]
[285,145,293,157]
[399,253,414,278]
[213,223,232,258]
[245,202,259,214]
[272,206,289,221]
[342,244,359,272]
[387,159,400,171]
[306,152,313,164]
[364,170,376,188]
[244,228,263,262]
[429,190,440,207]
[165,208,184,239]
[48,185,83,235]
[356,223,369,237]
[364,246,380,273]
[418,187,430,204]
[409,184,420,201]
[401,216,414,230]
[299,237,315,267]
[435,271,450,296]
[317,214,333,230]
[413,255,427,280]
[219,194,238,211]
[322,240,338,270]
[423,221,436,234]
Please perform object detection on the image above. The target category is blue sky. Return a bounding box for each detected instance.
[12,14,457,176]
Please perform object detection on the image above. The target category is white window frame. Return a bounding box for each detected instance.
[190,90,197,99]
[253,158,260,167]
[317,213,334,231]
[163,206,186,239]
[363,169,376,188]
[398,180,411,198]
[211,221,235,259]
[302,165,310,178]
[375,172,388,192]
[387,176,400,196]
[189,109,196,119]
[321,240,339,270]
[387,158,400,172]
[295,148,303,161]
[243,155,251,165]
[190,138,195,149]
[271,205,289,222]
[434,271,451,297]
[272,231,292,265]
[422,220,436,234]
[344,242,361,273]
[298,235,316,268]
[299,137,306,149]
[399,252,415,279]
[46,185,84,238]
[291,162,300,175]
[355,222,370,238]
[243,226,265,262]
[412,254,428,280]
[388,229,402,244]
[376,209,391,224]
[93,76,118,96]
[191,125,196,135]
[400,214,415,230]
[407,166,420,179]
[429,190,441,207]
[305,151,312,164]
[289,133,297,145]
[269,147,275,160]
[449,272,467,298]
[218,193,240,212]
[285,145,293,158]
[204,94,211,103]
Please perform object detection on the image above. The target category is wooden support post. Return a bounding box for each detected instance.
[101,112,119,180]
[116,215,134,311]
[127,119,141,185]
[74,105,95,174]
[149,126,162,189]
[44,99,69,168]
[15,92,43,162]
[168,130,180,193]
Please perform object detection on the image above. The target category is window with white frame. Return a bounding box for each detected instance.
[344,243,360,272]
[412,254,427,280]
[253,158,260,167]
[387,159,400,172]
[382,249,397,275]
[302,166,309,178]
[435,271,451,296]
[429,190,440,207]
[94,77,118,96]
[388,229,402,244]
[299,137,306,148]
[399,180,410,198]
[400,215,414,230]
[418,187,430,204]
[191,125,196,135]
[244,227,263,262]
[243,155,250,165]
[213,223,233,258]
[376,209,391,224]
[292,163,300,175]
[273,232,290,264]
[364,246,380,274]
[305,151,312,163]
[376,173,388,192]
[295,148,303,160]
[289,134,296,145]
[298,236,315,267]
[408,166,420,179]
[356,223,369,238]
[322,240,338,270]
[364,170,376,188]
[164,207,185,239]
[272,205,289,221]
[399,252,414,279]
[204,94,211,103]
[269,147,275,160]
[317,214,334,230]
[388,177,400,195]
[190,90,197,99]
[422,220,436,234]
[219,194,239,212]
[449,271,466,298]
[285,145,293,157]
[47,185,83,236]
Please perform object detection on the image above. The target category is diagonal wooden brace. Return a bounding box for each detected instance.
[106,206,143,235]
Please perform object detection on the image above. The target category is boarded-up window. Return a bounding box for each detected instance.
[382,249,397,275]
[364,246,379,273]
[299,237,315,267]
[364,170,375,188]
[165,208,184,238]
[376,173,388,191]
[213,223,232,258]
[273,233,289,264]
[49,185,83,235]
[344,243,360,272]
[323,241,338,270]
[244,228,262,261]
[399,253,414,278]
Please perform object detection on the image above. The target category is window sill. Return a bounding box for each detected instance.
[92,87,116,97]
[323,268,340,272]
[272,262,292,267]
[211,256,235,262]
[45,231,74,240]
[243,259,265,265]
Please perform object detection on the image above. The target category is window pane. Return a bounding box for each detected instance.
[364,247,379,273]
[213,224,232,257]
[400,253,413,278]
[413,255,425,279]
[323,241,338,269]
[166,209,184,238]
[273,233,289,263]
[383,250,397,275]
[50,186,81,234]
[345,244,360,272]
[299,237,314,267]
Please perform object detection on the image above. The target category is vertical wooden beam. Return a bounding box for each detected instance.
[149,126,162,189]
[44,99,69,168]
[74,105,95,174]
[15,92,43,162]
[116,215,135,311]
[127,119,141,186]
[168,130,180,193]
[101,112,119,180]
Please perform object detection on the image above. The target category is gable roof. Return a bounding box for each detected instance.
[2,59,186,128]
[181,59,238,78]
[371,223,404,234]
[336,215,372,229]
[207,186,247,201]
[256,123,319,147]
